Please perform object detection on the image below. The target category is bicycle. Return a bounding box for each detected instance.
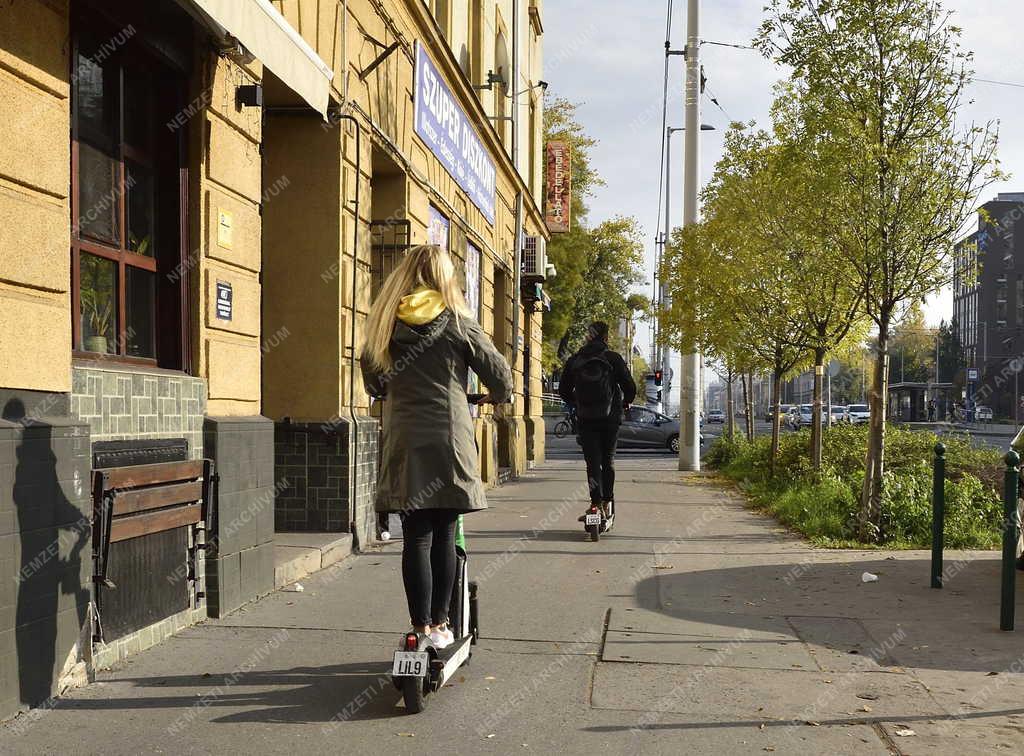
[553,409,577,439]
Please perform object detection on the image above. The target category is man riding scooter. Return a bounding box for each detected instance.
[558,322,637,524]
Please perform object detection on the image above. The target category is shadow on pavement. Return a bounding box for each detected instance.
[46,661,406,724]
[636,555,1024,673]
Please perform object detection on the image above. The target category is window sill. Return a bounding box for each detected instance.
[72,354,192,378]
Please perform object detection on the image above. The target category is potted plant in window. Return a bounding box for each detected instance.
[80,256,114,354]
[81,288,113,353]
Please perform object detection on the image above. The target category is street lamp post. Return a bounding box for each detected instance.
[663,127,685,414]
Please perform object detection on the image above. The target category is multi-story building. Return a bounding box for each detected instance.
[953,193,1024,417]
[0,0,548,721]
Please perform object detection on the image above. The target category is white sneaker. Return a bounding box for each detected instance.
[429,626,454,649]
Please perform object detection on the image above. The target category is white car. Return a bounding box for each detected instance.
[707,409,726,423]
[830,406,849,423]
[847,404,870,424]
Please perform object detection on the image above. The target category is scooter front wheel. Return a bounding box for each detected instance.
[401,676,427,713]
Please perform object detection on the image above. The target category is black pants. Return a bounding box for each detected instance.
[579,421,620,504]
[400,509,460,627]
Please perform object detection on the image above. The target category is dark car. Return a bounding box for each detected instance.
[575,406,699,453]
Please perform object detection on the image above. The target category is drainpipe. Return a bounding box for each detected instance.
[510,0,523,422]
[335,111,363,548]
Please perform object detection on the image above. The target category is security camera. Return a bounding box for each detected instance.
[539,80,549,91]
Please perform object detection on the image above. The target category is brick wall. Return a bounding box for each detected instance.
[0,412,91,722]
[203,416,275,617]
[70,367,206,460]
[273,416,378,548]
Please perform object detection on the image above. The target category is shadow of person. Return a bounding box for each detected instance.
[7,398,91,711]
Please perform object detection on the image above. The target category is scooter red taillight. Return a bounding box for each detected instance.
[405,633,419,651]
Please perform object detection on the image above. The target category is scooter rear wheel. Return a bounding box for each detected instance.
[402,676,427,713]
[588,521,600,542]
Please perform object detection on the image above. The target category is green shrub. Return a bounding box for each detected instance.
[705,433,748,467]
[711,423,1004,549]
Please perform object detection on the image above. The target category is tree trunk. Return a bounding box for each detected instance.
[725,368,736,440]
[740,373,752,441]
[771,369,783,476]
[811,348,826,471]
[859,321,891,542]
[747,372,755,440]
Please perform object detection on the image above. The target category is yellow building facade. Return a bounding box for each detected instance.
[0,0,547,721]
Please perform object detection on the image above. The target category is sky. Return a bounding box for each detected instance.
[543,0,1024,405]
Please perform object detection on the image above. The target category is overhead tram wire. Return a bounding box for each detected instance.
[974,77,1024,89]
[652,0,674,364]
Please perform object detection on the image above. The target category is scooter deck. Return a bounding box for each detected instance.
[429,635,472,691]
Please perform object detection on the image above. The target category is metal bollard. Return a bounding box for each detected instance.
[931,442,946,589]
[1001,450,1020,631]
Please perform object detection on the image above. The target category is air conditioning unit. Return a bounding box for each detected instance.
[522,235,547,281]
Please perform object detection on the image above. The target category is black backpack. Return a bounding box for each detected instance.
[574,351,616,420]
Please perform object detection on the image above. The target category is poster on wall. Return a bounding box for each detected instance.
[465,241,482,411]
[465,241,481,321]
[414,42,497,225]
[545,140,572,233]
[428,205,450,249]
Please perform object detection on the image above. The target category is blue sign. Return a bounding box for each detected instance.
[414,42,496,224]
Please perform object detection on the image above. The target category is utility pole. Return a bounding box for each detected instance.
[679,0,702,471]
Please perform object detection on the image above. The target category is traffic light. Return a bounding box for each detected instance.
[654,370,663,386]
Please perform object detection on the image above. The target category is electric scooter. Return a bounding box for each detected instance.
[391,515,479,713]
[583,499,614,542]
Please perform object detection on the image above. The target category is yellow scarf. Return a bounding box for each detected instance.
[397,287,446,325]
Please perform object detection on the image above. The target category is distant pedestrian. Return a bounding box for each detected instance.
[558,322,637,521]
[361,244,513,649]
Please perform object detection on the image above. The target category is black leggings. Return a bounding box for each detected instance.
[400,509,460,627]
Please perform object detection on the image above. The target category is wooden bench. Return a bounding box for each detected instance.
[92,459,214,596]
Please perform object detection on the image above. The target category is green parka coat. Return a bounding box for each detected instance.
[362,309,513,513]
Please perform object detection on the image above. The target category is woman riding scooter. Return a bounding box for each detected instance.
[361,244,512,648]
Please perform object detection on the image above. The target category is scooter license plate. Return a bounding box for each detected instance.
[393,651,429,677]
[584,513,601,526]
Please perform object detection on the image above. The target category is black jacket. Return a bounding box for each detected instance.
[558,339,637,424]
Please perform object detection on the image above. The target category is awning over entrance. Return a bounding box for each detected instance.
[177,0,333,118]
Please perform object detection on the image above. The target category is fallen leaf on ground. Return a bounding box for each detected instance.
[861,705,872,713]
[653,565,674,570]
[856,693,880,700]
[758,723,766,730]
[398,732,415,737]
[486,734,496,739]
[485,676,497,680]
[805,721,821,727]
[894,728,916,737]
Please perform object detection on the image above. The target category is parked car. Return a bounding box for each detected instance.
[975,405,994,421]
[830,405,849,424]
[578,406,695,453]
[707,409,726,423]
[768,404,796,423]
[847,404,870,424]
[795,404,828,426]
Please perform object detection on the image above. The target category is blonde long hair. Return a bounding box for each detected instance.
[362,244,471,371]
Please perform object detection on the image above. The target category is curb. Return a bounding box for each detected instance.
[273,533,354,588]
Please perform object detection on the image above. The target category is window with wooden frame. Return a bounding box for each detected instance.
[71,19,189,370]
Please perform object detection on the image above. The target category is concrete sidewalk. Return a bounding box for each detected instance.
[5,454,1024,754]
